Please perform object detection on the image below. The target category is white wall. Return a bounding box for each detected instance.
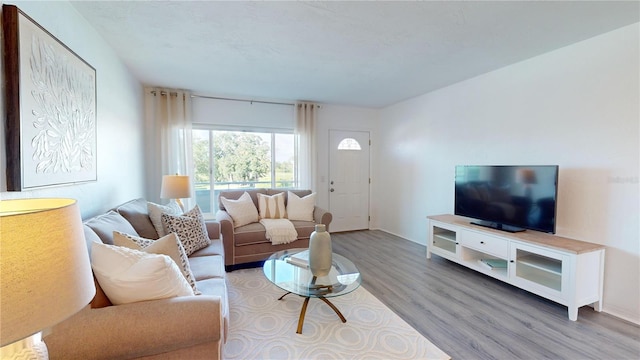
[376,23,639,323]
[0,1,145,218]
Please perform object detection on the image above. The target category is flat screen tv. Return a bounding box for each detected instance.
[454,165,559,234]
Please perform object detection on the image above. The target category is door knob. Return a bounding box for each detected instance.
[330,181,334,185]
[330,188,335,192]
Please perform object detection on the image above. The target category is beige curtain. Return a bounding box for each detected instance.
[144,87,194,208]
[295,103,318,191]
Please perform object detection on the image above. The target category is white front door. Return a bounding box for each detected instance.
[329,130,370,232]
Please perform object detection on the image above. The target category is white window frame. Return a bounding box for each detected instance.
[192,124,296,213]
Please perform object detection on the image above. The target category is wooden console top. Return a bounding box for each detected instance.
[428,214,605,254]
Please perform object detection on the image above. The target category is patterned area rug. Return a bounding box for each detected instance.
[224,268,450,360]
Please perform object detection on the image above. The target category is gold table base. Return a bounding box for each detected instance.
[277,276,347,334]
[278,291,347,334]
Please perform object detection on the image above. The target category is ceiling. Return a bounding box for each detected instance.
[70,1,639,108]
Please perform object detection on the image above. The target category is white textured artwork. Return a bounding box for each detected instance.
[29,35,95,174]
[16,11,97,189]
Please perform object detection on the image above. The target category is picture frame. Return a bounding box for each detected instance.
[3,4,97,191]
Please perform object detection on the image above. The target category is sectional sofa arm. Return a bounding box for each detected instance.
[314,206,333,231]
[45,295,223,360]
[205,220,220,239]
[215,210,235,264]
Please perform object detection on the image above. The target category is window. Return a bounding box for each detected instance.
[192,128,296,213]
[337,137,362,150]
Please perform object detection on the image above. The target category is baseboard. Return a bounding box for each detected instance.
[376,228,426,247]
[602,304,640,325]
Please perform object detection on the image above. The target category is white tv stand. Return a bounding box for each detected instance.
[427,214,605,321]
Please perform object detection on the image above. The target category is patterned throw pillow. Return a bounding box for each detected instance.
[161,205,210,256]
[91,242,194,305]
[147,202,180,237]
[287,191,316,221]
[257,192,287,219]
[113,231,199,293]
[220,192,260,228]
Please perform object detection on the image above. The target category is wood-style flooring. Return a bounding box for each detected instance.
[330,230,640,360]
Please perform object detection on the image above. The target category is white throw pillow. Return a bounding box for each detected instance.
[220,192,259,228]
[91,242,194,305]
[147,202,180,237]
[257,192,287,219]
[287,191,316,221]
[161,205,210,256]
[113,231,199,294]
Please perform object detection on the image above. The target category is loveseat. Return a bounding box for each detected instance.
[43,198,228,360]
[215,189,332,270]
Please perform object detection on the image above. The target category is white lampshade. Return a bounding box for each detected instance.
[0,199,96,348]
[160,175,192,199]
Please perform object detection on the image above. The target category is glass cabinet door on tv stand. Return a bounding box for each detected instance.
[430,224,458,257]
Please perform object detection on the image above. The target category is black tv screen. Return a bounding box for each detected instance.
[454,165,559,233]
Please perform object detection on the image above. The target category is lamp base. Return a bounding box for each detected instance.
[0,332,48,360]
[167,199,185,213]
[174,198,185,213]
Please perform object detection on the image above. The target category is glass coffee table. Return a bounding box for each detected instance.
[263,248,362,334]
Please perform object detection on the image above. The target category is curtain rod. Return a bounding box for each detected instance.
[150,90,179,96]
[191,94,295,107]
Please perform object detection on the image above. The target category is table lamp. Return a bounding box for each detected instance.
[0,198,96,360]
[160,174,192,212]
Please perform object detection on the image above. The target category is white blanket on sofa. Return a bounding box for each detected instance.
[259,219,298,245]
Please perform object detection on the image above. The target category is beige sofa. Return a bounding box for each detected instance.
[216,189,332,270]
[44,199,227,360]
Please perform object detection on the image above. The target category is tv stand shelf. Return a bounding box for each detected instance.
[427,214,605,321]
[518,254,561,275]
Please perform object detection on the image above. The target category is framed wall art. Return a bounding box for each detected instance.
[3,4,97,191]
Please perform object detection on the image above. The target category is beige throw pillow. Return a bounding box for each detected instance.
[287,191,316,221]
[257,192,287,219]
[113,231,199,293]
[91,242,194,305]
[147,202,180,237]
[161,205,210,256]
[220,192,259,228]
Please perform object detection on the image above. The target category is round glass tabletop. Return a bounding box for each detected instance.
[263,248,361,298]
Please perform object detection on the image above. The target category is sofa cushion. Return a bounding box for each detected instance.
[290,220,316,239]
[162,205,210,255]
[113,232,198,293]
[257,192,287,219]
[190,240,224,258]
[287,191,316,221]
[114,198,159,239]
[189,255,225,281]
[233,222,269,246]
[83,225,102,253]
[91,243,194,305]
[231,220,316,247]
[147,201,180,237]
[220,192,260,228]
[85,211,139,245]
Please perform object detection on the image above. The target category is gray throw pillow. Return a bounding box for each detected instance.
[161,205,210,256]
